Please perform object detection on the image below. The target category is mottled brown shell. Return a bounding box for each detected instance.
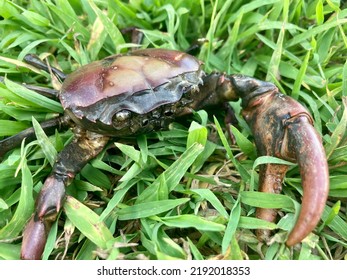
[59,49,203,135]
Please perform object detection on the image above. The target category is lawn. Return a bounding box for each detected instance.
[0,0,347,260]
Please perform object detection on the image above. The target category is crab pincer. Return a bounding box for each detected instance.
[234,77,330,245]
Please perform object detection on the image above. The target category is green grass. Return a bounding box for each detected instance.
[0,0,347,260]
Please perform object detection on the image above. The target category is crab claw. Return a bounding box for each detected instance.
[20,176,65,260]
[19,132,108,259]
[21,215,49,260]
[238,79,329,246]
[283,114,329,245]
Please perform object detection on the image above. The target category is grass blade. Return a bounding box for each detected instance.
[4,78,63,113]
[32,117,57,166]
[64,196,114,249]
[0,158,34,239]
[136,142,204,203]
[160,214,225,231]
[117,198,190,220]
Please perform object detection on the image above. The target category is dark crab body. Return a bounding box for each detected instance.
[60,49,203,136]
[0,49,329,259]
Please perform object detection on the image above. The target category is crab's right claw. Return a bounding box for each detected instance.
[21,215,50,260]
[20,176,65,260]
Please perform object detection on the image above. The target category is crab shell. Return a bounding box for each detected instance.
[60,49,204,136]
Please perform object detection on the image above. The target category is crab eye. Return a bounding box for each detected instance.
[114,110,131,121]
[164,109,174,117]
[112,110,131,129]
[142,118,149,127]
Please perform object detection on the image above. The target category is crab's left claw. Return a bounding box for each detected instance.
[281,112,329,246]
[234,76,329,246]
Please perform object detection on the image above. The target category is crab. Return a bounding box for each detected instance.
[0,48,329,259]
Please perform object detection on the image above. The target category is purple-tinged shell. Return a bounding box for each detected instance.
[59,49,203,135]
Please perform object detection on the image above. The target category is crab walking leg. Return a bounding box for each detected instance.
[20,130,109,260]
[0,76,60,98]
[24,54,67,80]
[0,116,69,160]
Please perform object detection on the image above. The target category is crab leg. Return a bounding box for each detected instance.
[0,116,70,160]
[0,76,59,98]
[20,130,109,259]
[24,54,67,80]
[237,79,329,245]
